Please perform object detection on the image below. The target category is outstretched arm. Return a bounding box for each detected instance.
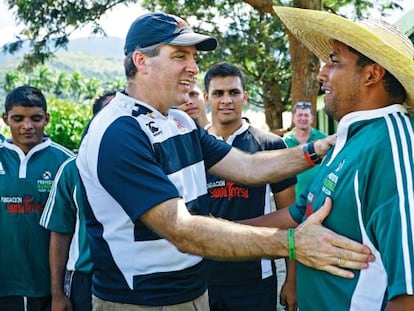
[209,135,335,186]
[141,196,373,279]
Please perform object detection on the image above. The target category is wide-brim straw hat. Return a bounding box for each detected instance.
[273,6,414,112]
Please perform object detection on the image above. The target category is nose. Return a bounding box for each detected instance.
[219,93,233,106]
[22,119,34,130]
[317,63,328,83]
[187,58,199,76]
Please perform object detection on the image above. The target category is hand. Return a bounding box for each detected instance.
[52,293,73,311]
[313,134,336,158]
[294,197,375,278]
[279,278,298,311]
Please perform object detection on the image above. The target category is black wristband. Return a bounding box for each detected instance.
[303,142,322,166]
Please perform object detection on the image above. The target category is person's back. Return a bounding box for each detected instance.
[284,101,327,201]
[0,85,73,310]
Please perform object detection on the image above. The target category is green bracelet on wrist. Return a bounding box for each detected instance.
[287,228,296,260]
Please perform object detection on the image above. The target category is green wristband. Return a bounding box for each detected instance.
[287,228,296,260]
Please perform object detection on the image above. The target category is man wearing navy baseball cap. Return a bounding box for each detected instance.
[124,12,217,55]
[76,11,374,310]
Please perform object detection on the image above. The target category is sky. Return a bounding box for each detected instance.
[0,1,413,47]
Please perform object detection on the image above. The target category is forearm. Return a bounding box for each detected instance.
[142,197,374,279]
[285,258,296,283]
[238,207,298,229]
[385,295,414,310]
[210,137,333,186]
[49,232,72,297]
[210,145,308,186]
[142,199,288,260]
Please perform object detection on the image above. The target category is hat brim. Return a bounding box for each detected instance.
[168,33,217,51]
[273,6,414,110]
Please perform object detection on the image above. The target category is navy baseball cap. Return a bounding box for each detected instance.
[124,12,217,55]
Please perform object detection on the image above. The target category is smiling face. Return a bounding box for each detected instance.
[205,75,248,127]
[134,44,199,114]
[292,107,313,131]
[3,106,49,154]
[317,41,364,121]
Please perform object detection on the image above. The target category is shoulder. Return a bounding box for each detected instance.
[310,128,328,139]
[245,126,287,150]
[49,141,75,157]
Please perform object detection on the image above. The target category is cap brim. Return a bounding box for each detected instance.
[168,33,217,51]
[273,6,414,111]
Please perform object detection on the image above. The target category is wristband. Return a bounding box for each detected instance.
[303,142,322,166]
[287,228,296,260]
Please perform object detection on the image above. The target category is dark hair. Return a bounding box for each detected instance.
[4,85,47,113]
[348,46,407,102]
[93,91,116,115]
[204,62,246,92]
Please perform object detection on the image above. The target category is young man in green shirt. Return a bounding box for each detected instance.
[0,85,73,310]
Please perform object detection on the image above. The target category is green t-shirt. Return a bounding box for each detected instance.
[284,127,327,201]
[289,106,414,310]
[40,156,93,273]
[0,139,73,297]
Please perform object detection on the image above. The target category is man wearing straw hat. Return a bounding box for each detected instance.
[273,6,414,310]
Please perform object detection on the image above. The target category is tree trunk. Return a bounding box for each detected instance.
[263,78,284,130]
[288,0,322,127]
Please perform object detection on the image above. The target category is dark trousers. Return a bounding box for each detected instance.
[0,295,51,311]
[68,271,92,311]
[208,275,277,311]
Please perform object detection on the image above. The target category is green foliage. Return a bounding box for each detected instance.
[2,0,402,129]
[46,97,92,151]
[141,0,291,110]
[0,61,124,149]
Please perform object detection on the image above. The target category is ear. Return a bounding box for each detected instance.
[45,113,50,125]
[364,63,386,86]
[242,91,249,107]
[2,113,9,126]
[203,92,210,106]
[132,51,149,74]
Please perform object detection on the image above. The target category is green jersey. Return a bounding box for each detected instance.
[40,156,92,273]
[0,138,73,297]
[284,127,327,201]
[289,105,414,310]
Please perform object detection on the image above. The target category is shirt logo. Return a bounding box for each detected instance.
[2,196,44,214]
[37,171,54,192]
[322,172,338,196]
[208,182,249,200]
[0,162,4,175]
[174,118,186,131]
[146,121,162,136]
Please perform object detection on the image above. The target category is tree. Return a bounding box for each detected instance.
[1,67,125,149]
[46,96,93,151]
[3,0,402,131]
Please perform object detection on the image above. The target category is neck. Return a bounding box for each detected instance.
[196,115,210,128]
[294,127,311,143]
[209,120,243,141]
[126,83,169,115]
